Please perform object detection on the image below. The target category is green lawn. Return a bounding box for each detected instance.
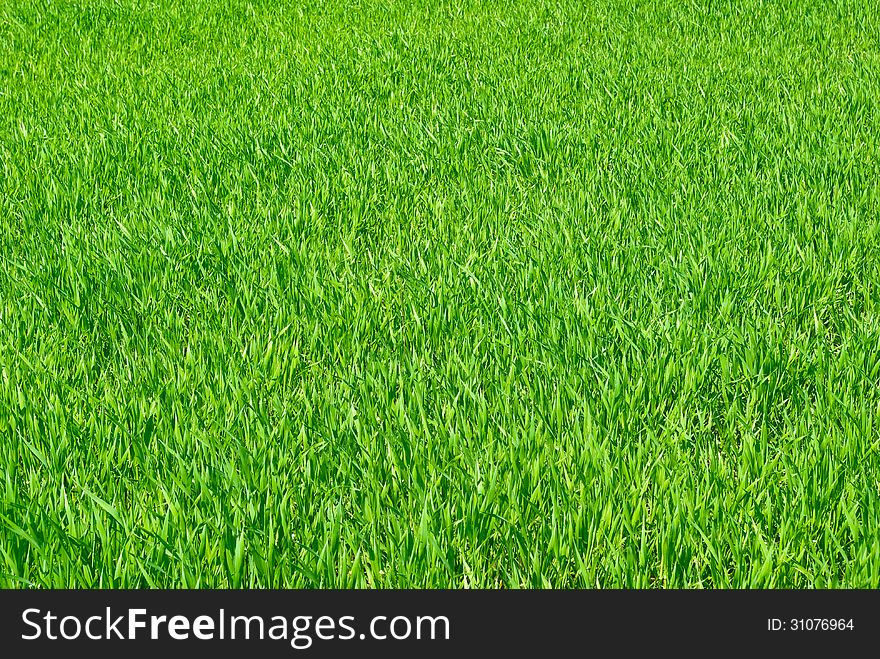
[1,0,879,588]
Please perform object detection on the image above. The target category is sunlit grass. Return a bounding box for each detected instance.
[1,0,879,587]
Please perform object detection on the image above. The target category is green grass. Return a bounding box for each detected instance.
[1,0,879,588]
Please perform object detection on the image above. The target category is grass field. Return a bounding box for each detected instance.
[1,0,880,588]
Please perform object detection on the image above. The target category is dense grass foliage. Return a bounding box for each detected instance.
[1,0,879,588]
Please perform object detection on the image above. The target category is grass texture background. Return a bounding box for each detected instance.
[1,0,879,587]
